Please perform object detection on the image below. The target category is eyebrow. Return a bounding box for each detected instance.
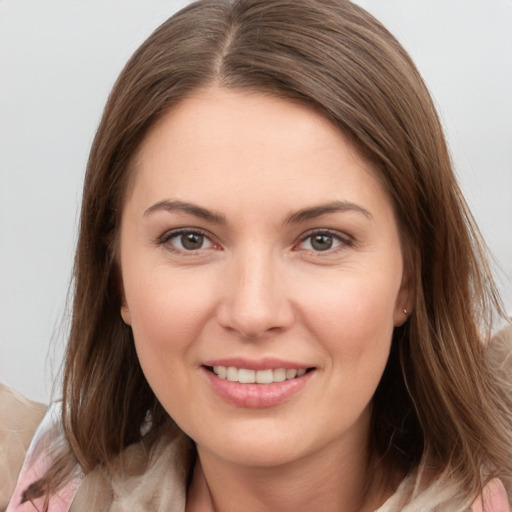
[144,200,226,224]
[144,199,372,225]
[285,201,373,224]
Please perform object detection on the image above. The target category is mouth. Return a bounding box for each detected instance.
[205,365,313,384]
[201,360,316,407]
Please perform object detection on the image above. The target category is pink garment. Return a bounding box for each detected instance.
[472,478,510,512]
[6,404,510,511]
[6,403,82,512]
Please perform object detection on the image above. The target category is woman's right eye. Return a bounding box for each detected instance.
[162,229,215,252]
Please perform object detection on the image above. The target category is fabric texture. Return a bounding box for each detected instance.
[0,384,45,510]
[4,397,509,512]
[2,324,511,511]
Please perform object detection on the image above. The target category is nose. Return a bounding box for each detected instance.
[216,249,295,340]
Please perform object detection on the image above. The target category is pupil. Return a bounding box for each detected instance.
[182,233,203,250]
[311,234,333,251]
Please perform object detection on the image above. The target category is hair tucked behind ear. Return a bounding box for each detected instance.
[38,0,510,507]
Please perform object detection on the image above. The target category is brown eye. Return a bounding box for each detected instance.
[296,231,348,253]
[181,233,205,250]
[310,234,334,251]
[164,229,214,252]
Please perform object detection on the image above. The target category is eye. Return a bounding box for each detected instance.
[162,229,215,252]
[295,230,350,252]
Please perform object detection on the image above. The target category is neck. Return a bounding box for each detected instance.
[187,413,396,512]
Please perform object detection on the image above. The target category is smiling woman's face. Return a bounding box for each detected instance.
[119,87,409,469]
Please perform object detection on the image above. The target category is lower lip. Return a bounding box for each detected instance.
[202,367,313,408]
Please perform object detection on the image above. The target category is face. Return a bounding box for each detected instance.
[119,87,409,470]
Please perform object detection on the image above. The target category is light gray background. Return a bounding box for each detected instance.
[1,0,511,404]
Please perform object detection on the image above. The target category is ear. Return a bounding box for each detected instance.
[121,302,132,326]
[118,271,132,326]
[393,267,413,327]
[393,305,409,327]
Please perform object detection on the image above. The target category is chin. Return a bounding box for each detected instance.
[191,410,365,471]
[201,438,308,469]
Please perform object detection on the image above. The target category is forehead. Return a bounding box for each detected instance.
[125,87,386,210]
[134,88,350,166]
[133,88,369,186]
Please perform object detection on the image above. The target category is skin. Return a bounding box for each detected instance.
[119,87,410,512]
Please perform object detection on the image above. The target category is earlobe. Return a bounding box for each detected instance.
[121,303,132,325]
[117,265,131,325]
[119,279,132,325]
[394,267,413,326]
[393,305,409,327]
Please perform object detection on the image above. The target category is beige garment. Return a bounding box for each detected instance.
[486,321,512,395]
[1,323,511,511]
[69,422,194,512]
[0,386,450,512]
[0,384,46,511]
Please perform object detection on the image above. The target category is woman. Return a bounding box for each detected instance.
[2,0,511,510]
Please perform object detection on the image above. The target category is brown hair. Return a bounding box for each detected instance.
[40,0,511,507]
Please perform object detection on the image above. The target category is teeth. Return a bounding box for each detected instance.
[211,366,309,384]
[238,368,255,383]
[226,367,238,382]
[286,369,297,379]
[273,368,286,382]
[256,369,273,384]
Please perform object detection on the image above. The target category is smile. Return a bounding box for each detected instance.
[212,366,307,384]
[202,361,315,408]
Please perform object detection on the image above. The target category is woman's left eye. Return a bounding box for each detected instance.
[295,231,349,252]
[162,230,215,252]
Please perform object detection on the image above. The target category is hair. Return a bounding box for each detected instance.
[36,0,511,508]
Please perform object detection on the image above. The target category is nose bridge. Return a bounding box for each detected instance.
[218,244,292,338]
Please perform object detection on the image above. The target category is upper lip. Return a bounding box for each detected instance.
[201,358,313,371]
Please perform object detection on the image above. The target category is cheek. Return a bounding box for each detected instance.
[123,268,217,385]
[298,269,399,372]
[303,267,399,329]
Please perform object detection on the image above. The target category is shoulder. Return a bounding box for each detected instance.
[379,470,510,512]
[0,384,46,509]
[471,478,510,512]
[70,422,193,512]
[486,322,512,374]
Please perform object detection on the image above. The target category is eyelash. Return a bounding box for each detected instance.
[159,228,217,253]
[158,228,353,254]
[294,229,353,254]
